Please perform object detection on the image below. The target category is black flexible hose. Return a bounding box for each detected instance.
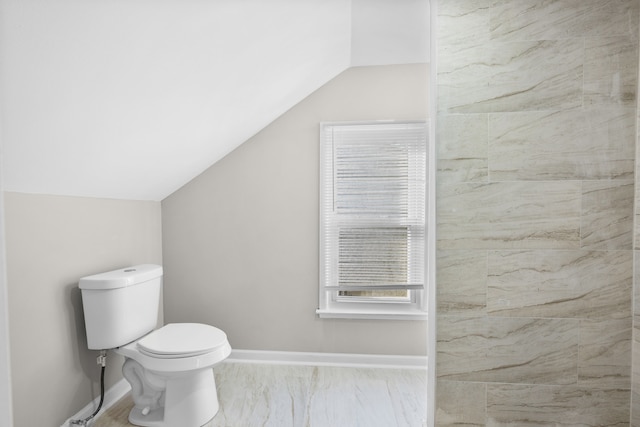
[85,365,106,421]
[70,356,106,426]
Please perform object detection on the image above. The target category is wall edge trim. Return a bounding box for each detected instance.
[226,349,428,370]
[60,378,130,427]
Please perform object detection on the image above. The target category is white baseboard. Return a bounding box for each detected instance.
[62,350,425,426]
[226,349,427,370]
[61,378,131,427]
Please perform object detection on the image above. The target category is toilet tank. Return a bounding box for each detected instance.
[79,264,162,350]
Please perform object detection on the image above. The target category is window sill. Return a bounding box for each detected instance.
[316,308,427,321]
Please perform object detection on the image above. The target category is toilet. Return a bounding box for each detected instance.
[79,264,231,427]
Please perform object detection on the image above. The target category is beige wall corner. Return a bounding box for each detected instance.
[3,192,162,427]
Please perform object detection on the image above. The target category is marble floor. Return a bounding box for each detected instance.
[93,361,427,427]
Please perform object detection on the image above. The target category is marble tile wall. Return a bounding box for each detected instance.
[633,253,640,425]
[633,23,640,425]
[435,0,639,425]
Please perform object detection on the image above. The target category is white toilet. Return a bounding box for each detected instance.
[79,264,231,427]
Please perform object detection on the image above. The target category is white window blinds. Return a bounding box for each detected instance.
[320,121,427,292]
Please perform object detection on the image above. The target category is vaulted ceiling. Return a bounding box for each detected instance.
[0,0,429,201]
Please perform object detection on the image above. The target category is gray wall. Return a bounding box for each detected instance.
[162,64,428,355]
[4,192,162,427]
[436,0,638,424]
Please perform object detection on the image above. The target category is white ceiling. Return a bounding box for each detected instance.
[0,0,429,201]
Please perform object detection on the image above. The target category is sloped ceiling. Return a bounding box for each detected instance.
[0,0,429,201]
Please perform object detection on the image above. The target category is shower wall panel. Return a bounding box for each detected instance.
[435,0,639,424]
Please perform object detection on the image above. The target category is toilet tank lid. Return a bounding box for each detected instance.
[79,264,163,290]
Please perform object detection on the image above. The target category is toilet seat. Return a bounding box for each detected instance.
[137,323,228,359]
[115,322,231,373]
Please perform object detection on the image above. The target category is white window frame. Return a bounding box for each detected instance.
[316,120,428,321]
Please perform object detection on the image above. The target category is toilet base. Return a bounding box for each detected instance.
[127,367,219,427]
[129,406,164,426]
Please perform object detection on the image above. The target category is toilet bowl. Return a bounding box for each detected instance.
[115,323,231,427]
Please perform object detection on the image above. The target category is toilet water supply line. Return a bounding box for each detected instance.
[70,350,107,426]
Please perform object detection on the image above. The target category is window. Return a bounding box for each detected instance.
[317,121,428,320]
